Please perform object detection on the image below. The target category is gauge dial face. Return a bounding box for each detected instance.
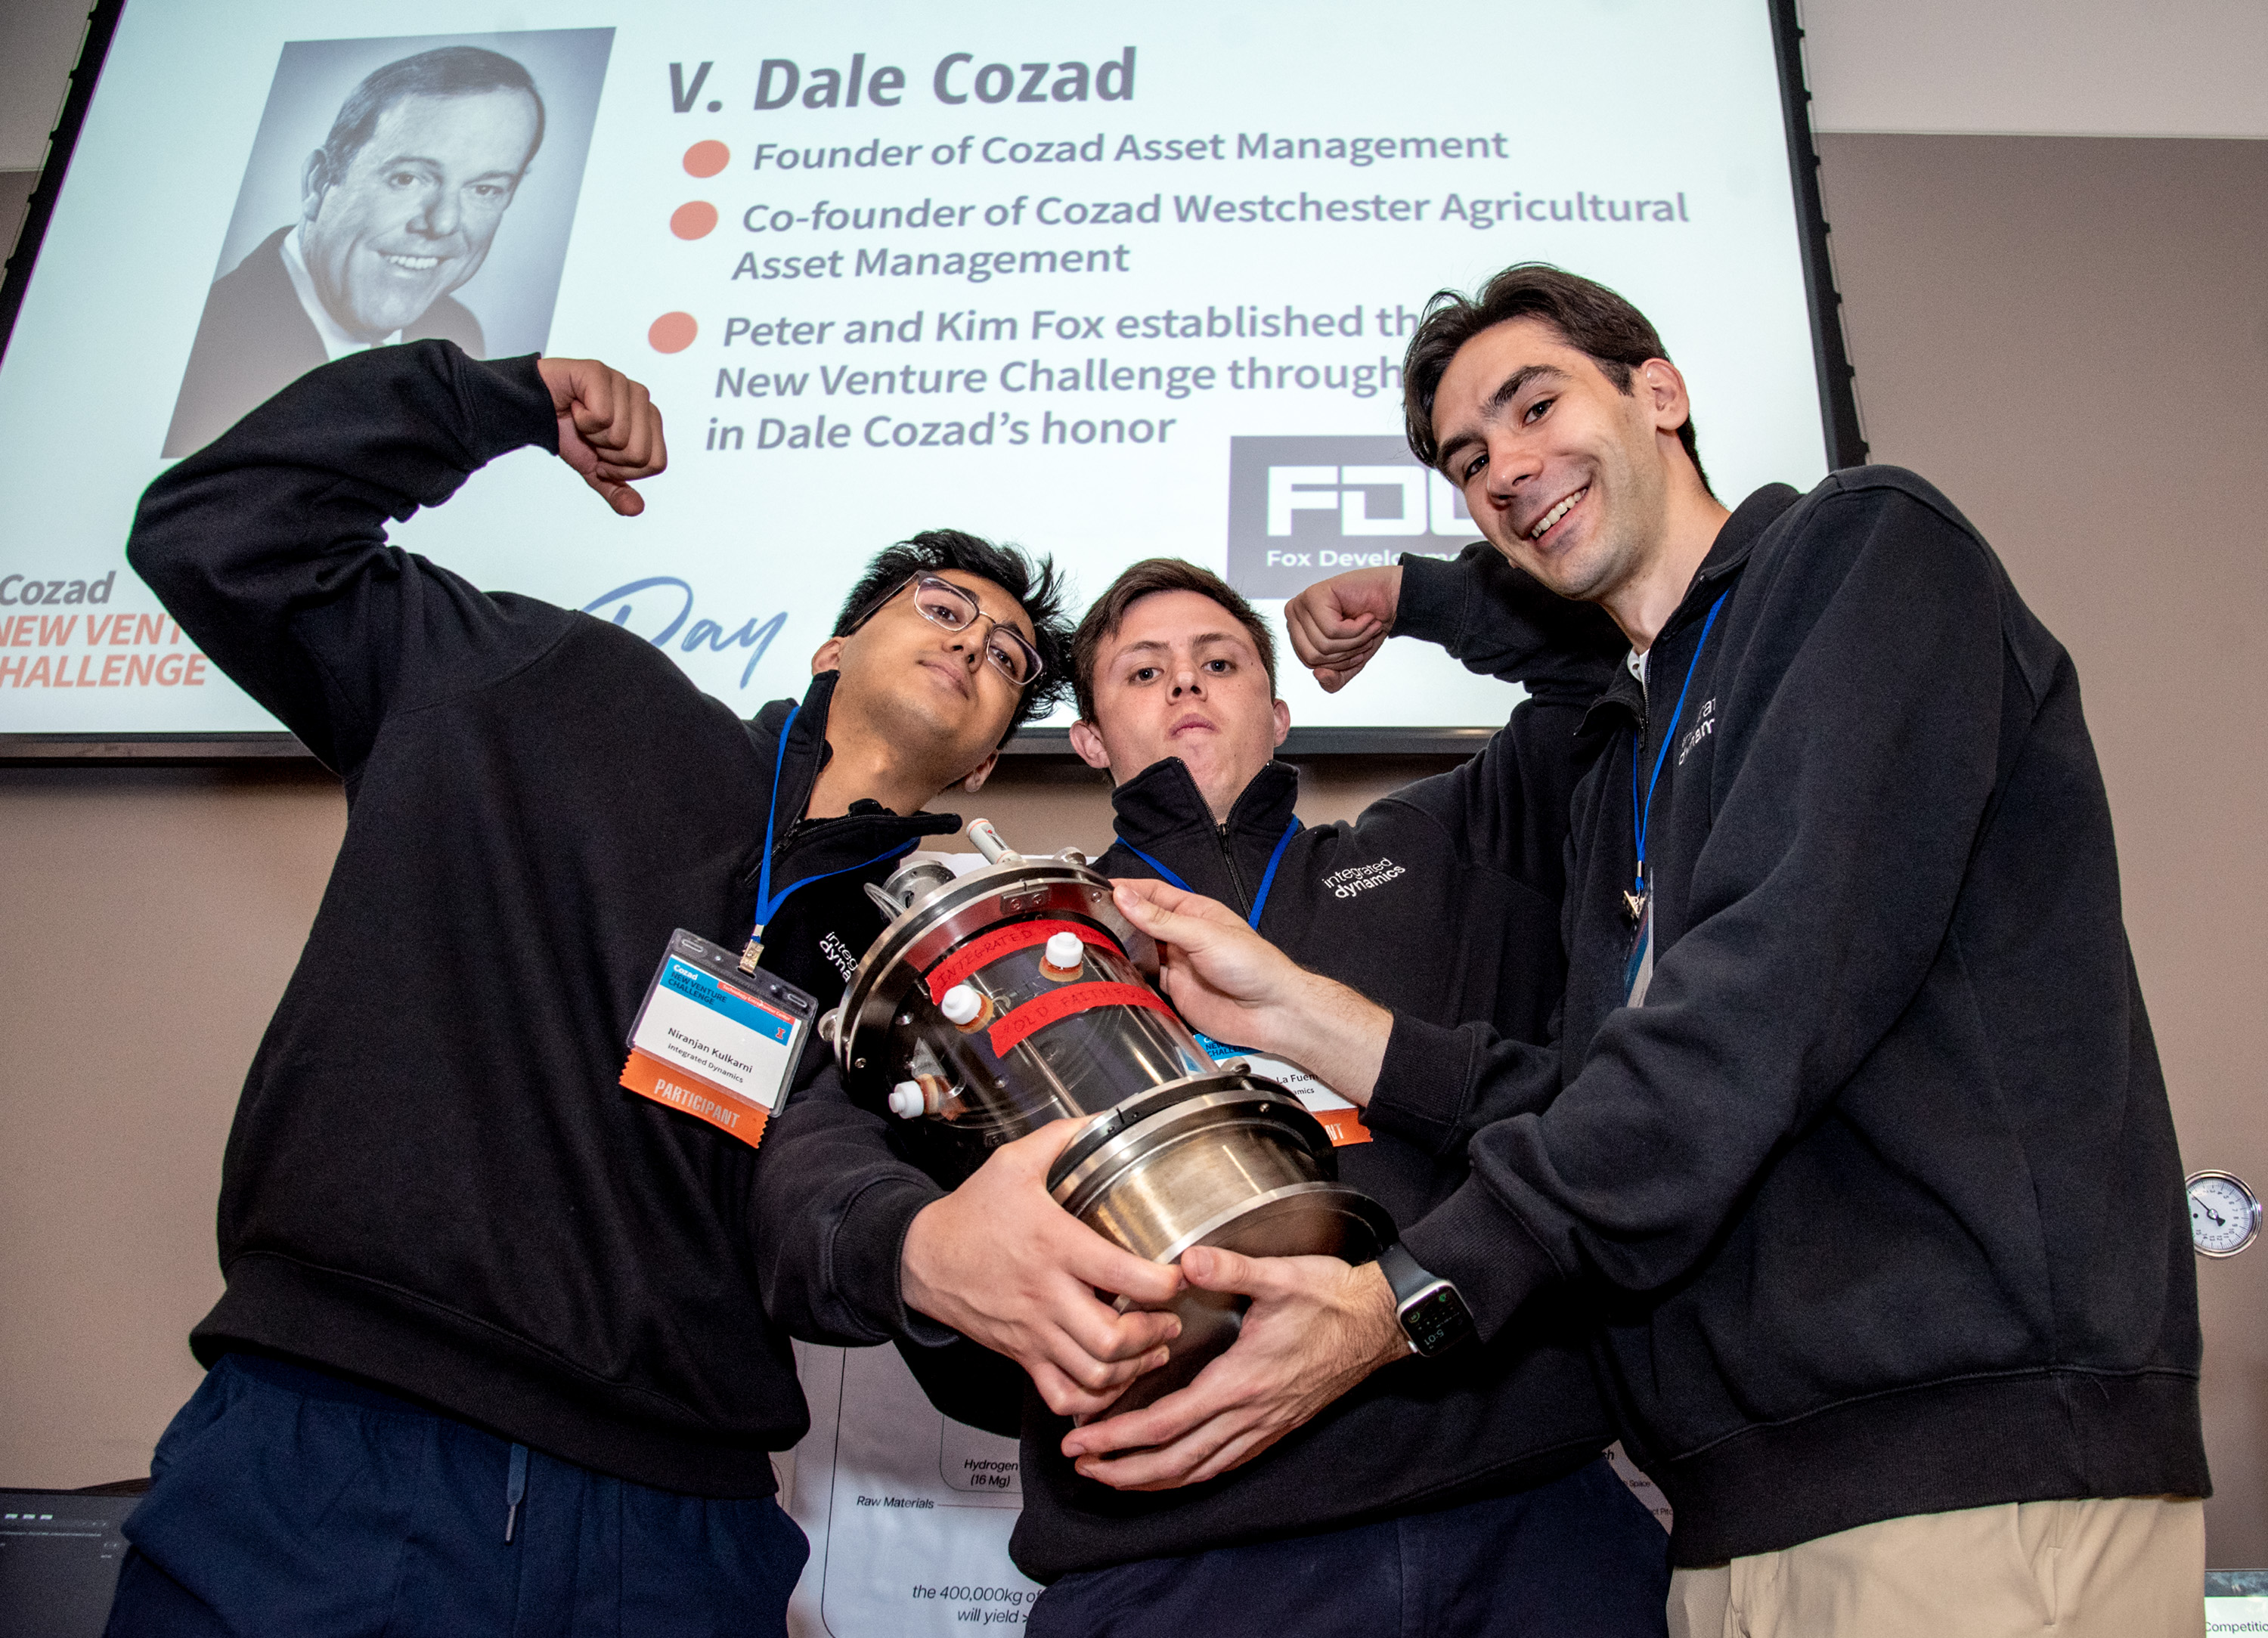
[2188,1172,2260,1257]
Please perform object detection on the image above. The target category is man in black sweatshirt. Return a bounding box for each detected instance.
[107,340,1179,1636]
[1018,557,1668,1632]
[1086,268,2208,1636]
[751,555,1665,1631]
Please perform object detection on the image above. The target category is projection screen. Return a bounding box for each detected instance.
[0,0,1859,756]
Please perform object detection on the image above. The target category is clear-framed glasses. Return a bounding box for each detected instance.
[846,574,1045,689]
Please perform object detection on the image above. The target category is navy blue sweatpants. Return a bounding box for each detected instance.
[1028,1457,1669,1638]
[104,1354,807,1638]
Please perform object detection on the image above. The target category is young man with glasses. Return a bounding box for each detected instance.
[843,573,1049,694]
[104,339,1174,1636]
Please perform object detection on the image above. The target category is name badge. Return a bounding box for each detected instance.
[621,929,814,1150]
[1193,1031,1371,1146]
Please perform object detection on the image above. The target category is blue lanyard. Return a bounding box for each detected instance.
[1117,816,1300,931]
[1631,591,1729,900]
[741,702,919,970]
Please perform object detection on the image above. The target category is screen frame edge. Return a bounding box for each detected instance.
[1771,0,1869,470]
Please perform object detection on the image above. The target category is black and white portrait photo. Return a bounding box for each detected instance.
[162,28,612,457]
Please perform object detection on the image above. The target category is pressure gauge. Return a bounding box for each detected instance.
[2187,1171,2260,1258]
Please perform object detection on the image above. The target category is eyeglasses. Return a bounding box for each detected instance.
[844,574,1046,689]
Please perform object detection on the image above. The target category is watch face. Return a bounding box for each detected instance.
[2188,1172,2260,1258]
[1402,1286,1474,1356]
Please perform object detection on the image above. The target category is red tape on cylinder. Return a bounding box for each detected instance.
[925,919,1118,1004]
[987,981,1175,1055]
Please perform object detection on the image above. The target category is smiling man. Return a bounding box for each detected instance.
[163,46,543,457]
[104,336,1168,1636]
[1092,265,2209,1638]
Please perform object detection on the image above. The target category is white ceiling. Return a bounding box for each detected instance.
[2,0,2264,174]
[1800,0,2268,138]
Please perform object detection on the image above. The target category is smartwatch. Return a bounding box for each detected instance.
[1377,1241,1475,1357]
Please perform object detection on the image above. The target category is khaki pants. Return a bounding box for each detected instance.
[1667,1497,2204,1638]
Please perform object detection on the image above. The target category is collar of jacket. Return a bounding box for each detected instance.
[1107,756,1300,914]
[742,670,959,887]
[1579,482,1804,736]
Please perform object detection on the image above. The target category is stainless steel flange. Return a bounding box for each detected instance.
[1045,1075,1395,1415]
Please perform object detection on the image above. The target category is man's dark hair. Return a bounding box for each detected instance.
[832,529,1074,740]
[1069,559,1278,724]
[311,47,547,193]
[1402,263,1709,493]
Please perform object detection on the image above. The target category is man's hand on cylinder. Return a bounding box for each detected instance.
[1111,878,1393,1104]
[533,356,667,516]
[1108,878,1306,1048]
[1284,565,1402,693]
[1059,1246,1408,1490]
[900,1119,1185,1420]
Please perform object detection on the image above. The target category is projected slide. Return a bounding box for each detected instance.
[781,1342,1038,1638]
[0,0,1830,741]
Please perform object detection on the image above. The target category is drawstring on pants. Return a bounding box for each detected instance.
[504,1443,528,1544]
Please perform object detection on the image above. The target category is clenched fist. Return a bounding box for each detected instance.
[1284,565,1402,692]
[534,357,667,516]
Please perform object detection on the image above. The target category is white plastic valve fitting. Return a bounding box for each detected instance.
[966,819,1019,864]
[938,983,984,1025]
[1043,931,1083,970]
[888,1081,927,1119]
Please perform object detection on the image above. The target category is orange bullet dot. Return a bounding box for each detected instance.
[671,201,719,240]
[649,312,698,354]
[683,141,729,178]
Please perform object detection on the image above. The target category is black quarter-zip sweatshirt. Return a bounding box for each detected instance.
[1384,472,2207,1565]
[751,578,1639,1580]
[128,340,959,1496]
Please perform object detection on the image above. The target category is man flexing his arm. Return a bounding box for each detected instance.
[107,340,1170,1636]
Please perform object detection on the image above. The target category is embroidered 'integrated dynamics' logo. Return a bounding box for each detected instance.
[1325,857,1406,900]
[1678,698,1717,765]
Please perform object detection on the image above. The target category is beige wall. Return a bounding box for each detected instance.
[0,764,345,1483]
[3,129,2264,1563]
[0,0,85,173]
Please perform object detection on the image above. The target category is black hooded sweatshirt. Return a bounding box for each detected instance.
[1383,474,2207,1566]
[750,578,1637,1581]
[126,341,962,1497]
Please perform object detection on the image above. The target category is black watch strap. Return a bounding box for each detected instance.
[1377,1242,1475,1357]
